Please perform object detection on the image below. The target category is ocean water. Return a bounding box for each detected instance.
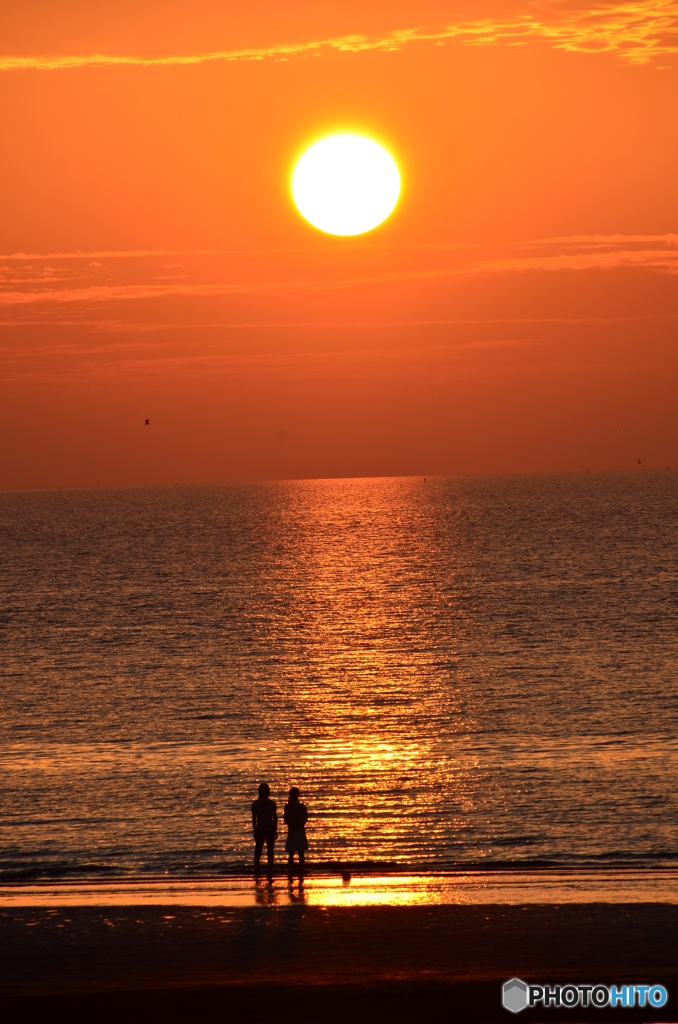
[1,473,677,880]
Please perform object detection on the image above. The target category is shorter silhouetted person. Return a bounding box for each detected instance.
[284,787,308,874]
[251,782,277,872]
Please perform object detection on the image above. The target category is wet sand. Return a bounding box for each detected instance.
[2,901,677,1022]
[3,867,678,907]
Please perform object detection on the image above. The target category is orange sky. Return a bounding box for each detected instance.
[1,0,677,487]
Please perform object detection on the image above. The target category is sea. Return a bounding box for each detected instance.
[1,473,677,882]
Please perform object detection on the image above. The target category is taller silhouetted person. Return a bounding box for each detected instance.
[251,782,277,873]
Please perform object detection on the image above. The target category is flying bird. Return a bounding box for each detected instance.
[145,419,150,425]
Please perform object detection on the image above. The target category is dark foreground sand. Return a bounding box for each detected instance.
[1,903,676,1023]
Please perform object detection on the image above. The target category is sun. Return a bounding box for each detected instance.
[292,134,400,236]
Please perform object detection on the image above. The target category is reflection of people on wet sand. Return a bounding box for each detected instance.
[287,877,306,903]
[253,874,279,906]
[284,787,309,874]
[251,782,277,872]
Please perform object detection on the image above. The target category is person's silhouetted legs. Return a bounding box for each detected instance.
[254,833,265,870]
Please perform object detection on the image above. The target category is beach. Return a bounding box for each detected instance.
[2,876,678,1022]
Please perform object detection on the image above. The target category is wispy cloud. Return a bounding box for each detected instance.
[0,235,676,313]
[1,2,677,71]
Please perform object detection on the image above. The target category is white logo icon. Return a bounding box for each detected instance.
[503,978,529,1013]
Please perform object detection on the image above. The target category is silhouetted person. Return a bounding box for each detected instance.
[251,782,277,872]
[284,787,308,874]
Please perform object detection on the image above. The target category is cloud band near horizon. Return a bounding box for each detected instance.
[1,236,677,311]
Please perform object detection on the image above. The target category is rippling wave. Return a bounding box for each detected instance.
[1,473,676,880]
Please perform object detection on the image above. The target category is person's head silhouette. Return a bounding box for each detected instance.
[288,786,300,803]
[258,782,270,798]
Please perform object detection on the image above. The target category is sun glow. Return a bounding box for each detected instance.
[292,134,400,236]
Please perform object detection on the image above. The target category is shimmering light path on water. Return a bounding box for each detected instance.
[1,474,677,878]
[2,870,678,908]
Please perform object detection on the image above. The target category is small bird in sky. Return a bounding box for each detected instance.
[637,458,642,465]
[145,419,150,425]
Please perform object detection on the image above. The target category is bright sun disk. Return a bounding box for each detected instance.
[292,134,400,236]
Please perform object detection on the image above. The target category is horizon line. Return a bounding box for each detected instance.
[1,466,671,496]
